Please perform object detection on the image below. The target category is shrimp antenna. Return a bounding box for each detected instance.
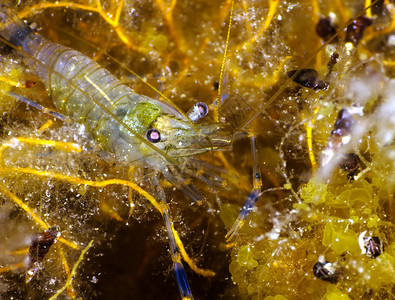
[214,0,234,123]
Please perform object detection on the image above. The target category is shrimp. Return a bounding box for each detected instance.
[0,7,231,200]
[0,6,232,300]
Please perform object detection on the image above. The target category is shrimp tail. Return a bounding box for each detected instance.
[0,7,40,55]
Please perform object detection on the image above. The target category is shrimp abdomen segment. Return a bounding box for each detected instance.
[32,41,155,160]
[32,43,146,126]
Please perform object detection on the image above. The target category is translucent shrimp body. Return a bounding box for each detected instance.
[0,8,230,187]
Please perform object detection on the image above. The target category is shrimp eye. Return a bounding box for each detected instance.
[187,102,209,122]
[147,129,161,143]
[196,102,209,118]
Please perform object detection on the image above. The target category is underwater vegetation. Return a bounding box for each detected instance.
[0,0,394,299]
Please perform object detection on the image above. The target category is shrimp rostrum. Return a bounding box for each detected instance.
[0,6,232,299]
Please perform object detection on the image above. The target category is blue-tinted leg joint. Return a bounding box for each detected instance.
[225,188,262,240]
[162,208,194,300]
[174,261,193,300]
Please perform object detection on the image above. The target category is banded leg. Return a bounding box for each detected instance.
[153,177,193,300]
[162,206,193,300]
[225,134,262,241]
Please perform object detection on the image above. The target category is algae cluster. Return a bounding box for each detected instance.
[219,1,395,299]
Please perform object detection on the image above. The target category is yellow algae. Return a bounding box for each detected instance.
[237,245,259,269]
[327,180,374,208]
[299,179,328,206]
[264,295,288,300]
[283,183,292,190]
[369,253,395,288]
[321,285,351,300]
[0,58,29,113]
[322,222,360,255]
[220,203,240,229]
[221,0,395,298]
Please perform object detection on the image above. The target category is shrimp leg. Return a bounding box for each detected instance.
[6,91,70,122]
[225,134,262,241]
[163,207,193,300]
[153,177,193,300]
